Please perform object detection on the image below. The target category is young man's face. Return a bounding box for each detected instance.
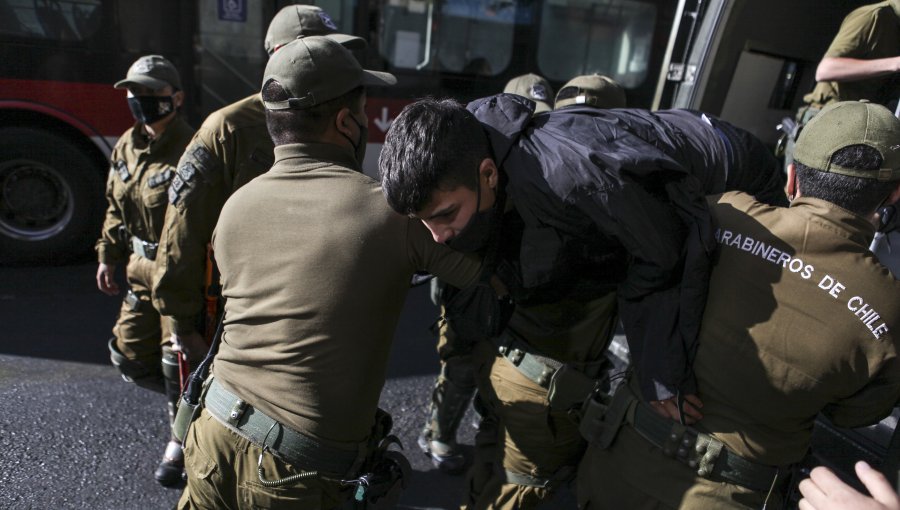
[414,159,497,245]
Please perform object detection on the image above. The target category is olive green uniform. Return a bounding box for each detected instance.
[153,94,273,336]
[178,142,482,509]
[577,192,900,509]
[465,292,618,509]
[97,117,194,364]
[804,0,900,108]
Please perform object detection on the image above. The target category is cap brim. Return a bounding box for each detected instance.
[533,101,551,113]
[325,33,367,51]
[114,75,169,90]
[362,69,397,87]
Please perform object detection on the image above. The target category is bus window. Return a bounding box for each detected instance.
[0,0,102,41]
[196,0,269,112]
[118,2,182,55]
[378,0,523,76]
[303,0,357,34]
[538,0,656,88]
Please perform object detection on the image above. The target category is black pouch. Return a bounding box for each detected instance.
[578,387,634,449]
[547,365,599,413]
[442,279,514,343]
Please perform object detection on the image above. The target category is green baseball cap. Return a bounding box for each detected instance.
[503,73,553,113]
[555,74,626,110]
[794,101,900,182]
[114,55,181,91]
[262,36,395,111]
[264,4,365,55]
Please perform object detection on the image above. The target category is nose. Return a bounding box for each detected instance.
[428,225,454,245]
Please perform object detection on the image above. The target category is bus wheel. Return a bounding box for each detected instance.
[0,128,104,265]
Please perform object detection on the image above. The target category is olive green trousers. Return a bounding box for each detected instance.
[178,409,352,510]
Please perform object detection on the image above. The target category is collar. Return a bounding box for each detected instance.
[789,196,876,246]
[130,116,190,153]
[273,142,359,171]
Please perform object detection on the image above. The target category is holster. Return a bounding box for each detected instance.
[353,409,411,509]
[171,375,211,442]
[547,364,601,413]
[578,386,635,450]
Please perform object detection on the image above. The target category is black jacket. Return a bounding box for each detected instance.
[468,94,734,401]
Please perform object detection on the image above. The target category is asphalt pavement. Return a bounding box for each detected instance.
[0,262,576,509]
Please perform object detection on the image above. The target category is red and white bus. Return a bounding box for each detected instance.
[0,0,873,264]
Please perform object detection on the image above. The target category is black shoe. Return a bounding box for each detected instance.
[154,440,185,487]
[154,457,184,487]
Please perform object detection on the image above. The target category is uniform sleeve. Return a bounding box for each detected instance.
[823,7,878,58]
[572,173,714,401]
[405,218,483,289]
[96,147,128,265]
[152,128,228,335]
[823,359,900,428]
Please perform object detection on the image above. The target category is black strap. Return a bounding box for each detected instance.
[183,308,225,406]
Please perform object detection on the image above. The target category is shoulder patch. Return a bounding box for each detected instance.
[148,168,174,188]
[168,143,222,206]
[114,160,130,182]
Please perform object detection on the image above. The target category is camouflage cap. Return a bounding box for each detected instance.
[555,74,626,110]
[264,4,365,55]
[114,55,181,91]
[503,73,554,113]
[262,36,395,111]
[794,101,900,182]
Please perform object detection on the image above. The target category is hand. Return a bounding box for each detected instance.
[649,394,703,424]
[96,263,119,295]
[799,461,900,510]
[170,331,208,366]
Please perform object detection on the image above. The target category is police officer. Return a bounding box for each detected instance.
[554,74,627,110]
[95,55,194,484]
[417,72,557,475]
[177,36,487,509]
[150,5,363,485]
[782,1,900,170]
[503,73,555,112]
[577,101,900,509]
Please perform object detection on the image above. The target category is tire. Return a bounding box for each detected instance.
[0,127,105,265]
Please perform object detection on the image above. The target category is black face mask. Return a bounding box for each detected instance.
[446,176,500,253]
[127,95,175,124]
[339,113,368,166]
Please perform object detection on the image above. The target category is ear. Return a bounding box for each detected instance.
[172,90,185,109]
[479,158,499,189]
[335,107,355,139]
[888,181,900,205]
[786,163,798,200]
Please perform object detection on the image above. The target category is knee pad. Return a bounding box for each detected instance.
[108,338,165,393]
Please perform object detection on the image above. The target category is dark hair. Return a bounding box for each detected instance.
[794,144,897,216]
[262,79,364,145]
[379,98,491,215]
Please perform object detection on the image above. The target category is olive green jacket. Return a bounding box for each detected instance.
[96,117,194,264]
[211,142,482,446]
[695,192,900,466]
[804,0,900,107]
[153,94,274,335]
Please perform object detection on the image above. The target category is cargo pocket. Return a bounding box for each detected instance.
[238,481,324,509]
[182,417,218,482]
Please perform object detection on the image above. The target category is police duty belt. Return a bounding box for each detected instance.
[204,377,364,477]
[492,331,603,412]
[583,384,793,494]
